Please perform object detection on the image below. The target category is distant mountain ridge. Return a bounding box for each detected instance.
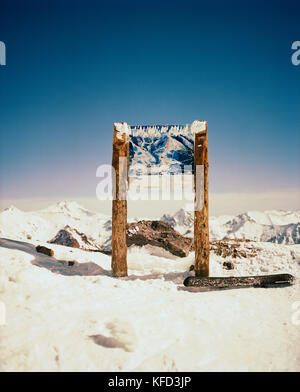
[162,209,300,244]
[1,201,300,246]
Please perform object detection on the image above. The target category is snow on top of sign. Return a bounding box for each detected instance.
[114,122,130,140]
[114,121,207,140]
[129,121,207,137]
[129,124,191,136]
[190,120,207,134]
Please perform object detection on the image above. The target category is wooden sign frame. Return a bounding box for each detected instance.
[111,121,209,278]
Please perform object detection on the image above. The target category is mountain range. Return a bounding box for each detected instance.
[0,201,299,248]
[162,208,300,244]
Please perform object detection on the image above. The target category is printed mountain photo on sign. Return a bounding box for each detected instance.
[129,125,194,176]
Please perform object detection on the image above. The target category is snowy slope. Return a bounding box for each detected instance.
[0,201,111,249]
[1,201,300,371]
[33,201,111,248]
[0,238,299,371]
[0,206,52,242]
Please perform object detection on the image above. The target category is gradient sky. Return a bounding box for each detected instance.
[0,0,299,206]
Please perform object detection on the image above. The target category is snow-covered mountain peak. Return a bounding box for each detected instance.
[40,200,95,217]
[229,210,300,227]
[264,210,300,225]
[2,205,22,214]
[161,208,300,244]
[173,208,193,227]
[45,200,82,212]
[225,212,256,229]
[49,225,101,251]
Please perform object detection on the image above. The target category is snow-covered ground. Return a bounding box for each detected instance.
[0,201,300,371]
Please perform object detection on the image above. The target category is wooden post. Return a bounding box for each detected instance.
[194,122,209,277]
[112,122,128,277]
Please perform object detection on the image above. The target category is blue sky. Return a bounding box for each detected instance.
[0,0,299,208]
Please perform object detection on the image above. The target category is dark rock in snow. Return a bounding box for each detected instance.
[36,245,54,257]
[127,220,192,257]
[48,225,103,252]
[223,261,235,270]
[49,227,80,248]
[210,240,256,259]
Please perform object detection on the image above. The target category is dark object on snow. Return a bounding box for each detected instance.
[184,273,295,289]
[210,240,257,259]
[36,245,54,257]
[127,220,192,257]
[223,261,234,270]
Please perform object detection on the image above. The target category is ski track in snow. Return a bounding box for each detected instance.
[0,201,300,371]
